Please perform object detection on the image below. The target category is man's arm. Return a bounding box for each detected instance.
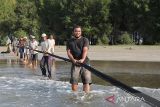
[78,38,89,63]
[67,49,77,64]
[35,41,39,50]
[78,46,88,63]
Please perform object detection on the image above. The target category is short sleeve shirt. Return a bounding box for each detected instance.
[66,36,89,63]
[48,39,55,54]
[30,40,39,54]
[41,40,49,56]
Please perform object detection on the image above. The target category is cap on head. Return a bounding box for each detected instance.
[41,33,47,38]
[31,36,35,39]
[23,36,27,39]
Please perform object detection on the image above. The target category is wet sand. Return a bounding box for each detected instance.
[0,45,160,62]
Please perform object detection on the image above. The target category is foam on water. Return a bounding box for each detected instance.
[0,76,159,107]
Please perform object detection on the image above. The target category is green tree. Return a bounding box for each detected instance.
[39,0,111,44]
[109,0,160,44]
[0,0,16,22]
[120,32,132,44]
[14,0,40,38]
[0,0,16,35]
[13,29,27,38]
[97,33,110,45]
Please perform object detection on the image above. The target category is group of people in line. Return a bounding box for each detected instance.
[11,33,55,79]
[6,25,91,93]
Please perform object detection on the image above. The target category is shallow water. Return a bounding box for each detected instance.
[0,58,160,107]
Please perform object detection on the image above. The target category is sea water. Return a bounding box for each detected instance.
[0,58,159,107]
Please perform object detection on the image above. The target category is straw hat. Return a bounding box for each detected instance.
[23,36,27,39]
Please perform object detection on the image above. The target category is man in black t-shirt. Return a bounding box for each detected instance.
[66,25,92,93]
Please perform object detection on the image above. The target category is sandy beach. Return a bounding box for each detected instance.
[0,45,160,62]
[54,45,160,62]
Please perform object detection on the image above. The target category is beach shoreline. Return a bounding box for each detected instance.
[0,45,160,62]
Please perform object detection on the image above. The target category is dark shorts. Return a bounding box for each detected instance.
[70,64,92,85]
[19,47,24,53]
[31,54,38,61]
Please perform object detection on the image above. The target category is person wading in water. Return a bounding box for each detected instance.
[40,33,53,79]
[66,25,92,93]
[29,36,39,69]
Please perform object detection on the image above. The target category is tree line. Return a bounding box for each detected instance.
[0,0,160,45]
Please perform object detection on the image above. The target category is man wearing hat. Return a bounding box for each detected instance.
[29,36,39,69]
[40,33,52,79]
[23,36,30,63]
[18,37,25,61]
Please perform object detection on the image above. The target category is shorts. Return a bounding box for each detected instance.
[70,64,92,85]
[31,54,38,61]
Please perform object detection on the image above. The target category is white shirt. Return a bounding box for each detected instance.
[24,40,30,54]
[30,40,39,54]
[48,39,55,54]
[41,39,49,55]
